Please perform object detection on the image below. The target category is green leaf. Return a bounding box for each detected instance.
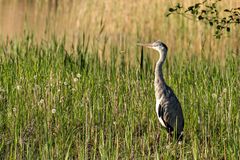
[176,3,182,9]
[194,3,201,8]
[188,6,194,11]
[165,13,171,17]
[201,10,207,14]
[221,18,226,23]
[215,34,221,39]
[226,27,230,32]
[224,9,231,12]
[168,8,175,12]
[216,25,221,29]
[198,15,204,20]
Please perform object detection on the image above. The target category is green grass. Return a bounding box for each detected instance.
[0,35,239,159]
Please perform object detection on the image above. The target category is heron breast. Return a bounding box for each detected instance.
[156,98,167,128]
[159,117,167,128]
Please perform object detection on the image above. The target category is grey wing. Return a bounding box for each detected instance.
[161,87,184,134]
[157,103,174,133]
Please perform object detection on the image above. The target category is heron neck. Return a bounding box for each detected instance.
[155,59,166,85]
[154,58,167,99]
[154,51,167,100]
[154,50,167,99]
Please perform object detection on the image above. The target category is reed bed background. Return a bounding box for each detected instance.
[0,0,239,159]
[1,0,240,59]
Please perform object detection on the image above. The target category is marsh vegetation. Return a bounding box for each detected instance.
[0,0,239,159]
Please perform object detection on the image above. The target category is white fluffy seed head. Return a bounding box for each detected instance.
[52,108,56,114]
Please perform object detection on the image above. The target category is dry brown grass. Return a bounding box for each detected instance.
[0,0,239,59]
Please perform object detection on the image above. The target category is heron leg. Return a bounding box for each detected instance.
[167,130,173,143]
[177,132,183,142]
[156,133,160,143]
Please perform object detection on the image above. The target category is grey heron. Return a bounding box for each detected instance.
[137,40,184,142]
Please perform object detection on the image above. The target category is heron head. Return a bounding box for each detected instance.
[137,40,168,55]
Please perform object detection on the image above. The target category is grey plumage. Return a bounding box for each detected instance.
[137,40,184,141]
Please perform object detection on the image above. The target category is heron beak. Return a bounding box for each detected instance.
[137,43,153,48]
